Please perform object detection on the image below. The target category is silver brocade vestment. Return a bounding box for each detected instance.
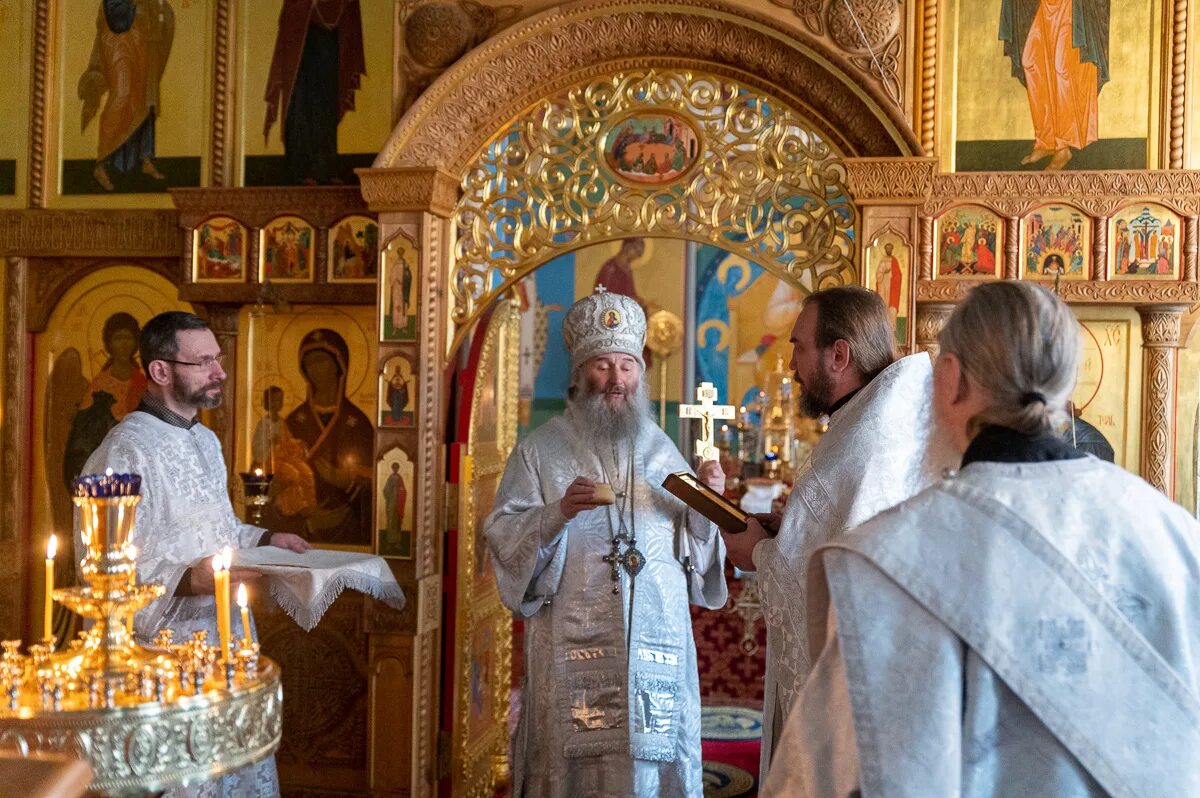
[485,417,728,798]
[763,456,1200,798]
[756,353,948,774]
[84,411,280,798]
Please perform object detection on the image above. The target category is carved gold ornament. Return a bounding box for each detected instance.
[450,69,857,354]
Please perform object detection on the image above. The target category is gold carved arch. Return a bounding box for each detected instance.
[372,0,918,173]
[447,68,860,355]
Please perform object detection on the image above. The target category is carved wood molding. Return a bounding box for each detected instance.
[918,0,937,153]
[170,187,368,227]
[1138,305,1186,347]
[916,279,1200,305]
[926,171,1200,217]
[1169,0,1189,168]
[0,210,179,257]
[357,169,459,218]
[378,0,919,171]
[29,0,50,207]
[210,0,235,187]
[913,301,952,355]
[26,257,180,333]
[846,157,937,203]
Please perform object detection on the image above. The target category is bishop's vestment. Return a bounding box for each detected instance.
[486,417,727,797]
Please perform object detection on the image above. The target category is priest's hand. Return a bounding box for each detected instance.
[560,477,599,520]
[750,511,781,536]
[696,459,726,495]
[269,532,311,553]
[722,517,770,571]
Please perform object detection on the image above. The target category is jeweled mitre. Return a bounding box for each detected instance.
[562,288,646,370]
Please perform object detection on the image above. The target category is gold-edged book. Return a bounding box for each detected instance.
[662,472,748,533]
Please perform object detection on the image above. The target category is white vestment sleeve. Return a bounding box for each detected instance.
[681,510,727,609]
[790,547,965,798]
[485,442,570,617]
[82,435,190,639]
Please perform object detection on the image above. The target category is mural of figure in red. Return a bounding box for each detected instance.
[1000,0,1110,170]
[382,461,408,556]
[874,242,903,333]
[264,0,366,184]
[78,0,176,191]
[62,312,148,487]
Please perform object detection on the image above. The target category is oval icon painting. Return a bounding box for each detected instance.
[602,111,701,185]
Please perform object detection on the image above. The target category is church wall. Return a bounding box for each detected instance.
[0,0,30,208]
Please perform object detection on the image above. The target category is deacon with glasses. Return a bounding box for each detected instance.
[485,288,727,797]
[84,311,309,796]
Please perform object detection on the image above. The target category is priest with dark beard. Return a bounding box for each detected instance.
[485,288,727,798]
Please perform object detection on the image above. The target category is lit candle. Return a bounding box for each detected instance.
[213,548,232,659]
[44,535,57,641]
[253,467,263,478]
[237,583,251,644]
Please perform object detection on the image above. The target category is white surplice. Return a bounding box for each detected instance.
[84,410,280,798]
[485,416,727,798]
[764,456,1200,798]
[753,353,947,774]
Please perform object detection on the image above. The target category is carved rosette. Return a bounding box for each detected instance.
[1136,306,1185,497]
[914,301,953,355]
[450,69,857,351]
[0,663,281,794]
[827,0,903,105]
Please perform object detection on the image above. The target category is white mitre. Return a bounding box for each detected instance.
[562,287,647,370]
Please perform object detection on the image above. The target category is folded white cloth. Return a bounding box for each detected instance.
[234,548,406,631]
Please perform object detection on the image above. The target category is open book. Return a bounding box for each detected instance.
[662,472,748,533]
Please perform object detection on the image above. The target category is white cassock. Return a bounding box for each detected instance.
[754,353,947,774]
[485,416,727,798]
[84,410,280,798]
[763,453,1200,797]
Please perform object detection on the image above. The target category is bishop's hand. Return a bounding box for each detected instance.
[696,459,726,495]
[560,477,599,520]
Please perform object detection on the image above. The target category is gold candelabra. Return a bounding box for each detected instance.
[0,473,281,795]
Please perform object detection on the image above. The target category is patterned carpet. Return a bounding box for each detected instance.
[701,705,762,798]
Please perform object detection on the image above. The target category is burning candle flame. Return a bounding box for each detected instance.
[237,583,248,608]
[46,534,57,560]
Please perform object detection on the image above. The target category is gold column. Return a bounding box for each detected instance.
[201,304,241,484]
[360,167,458,798]
[1136,305,1186,497]
[914,302,954,356]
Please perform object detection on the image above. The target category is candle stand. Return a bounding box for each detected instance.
[0,473,281,795]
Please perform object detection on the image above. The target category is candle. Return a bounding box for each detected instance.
[213,548,232,659]
[44,535,57,641]
[237,583,251,644]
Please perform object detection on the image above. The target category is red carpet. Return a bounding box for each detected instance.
[701,705,762,797]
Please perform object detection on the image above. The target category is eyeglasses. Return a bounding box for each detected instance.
[158,355,227,369]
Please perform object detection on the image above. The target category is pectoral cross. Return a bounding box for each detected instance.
[679,382,735,462]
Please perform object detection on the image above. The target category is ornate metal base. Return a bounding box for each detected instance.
[0,660,282,796]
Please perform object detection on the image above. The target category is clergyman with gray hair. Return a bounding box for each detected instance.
[484,287,727,797]
[763,281,1200,796]
[721,285,950,779]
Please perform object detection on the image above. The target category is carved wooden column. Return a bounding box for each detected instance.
[1092,215,1108,281]
[1136,305,1186,497]
[918,215,935,279]
[359,167,458,798]
[1185,217,1198,282]
[915,302,954,356]
[0,257,29,639]
[1004,216,1020,279]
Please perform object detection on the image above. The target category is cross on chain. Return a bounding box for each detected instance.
[601,536,645,593]
[679,382,735,462]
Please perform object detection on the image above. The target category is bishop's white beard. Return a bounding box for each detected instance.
[565,378,652,450]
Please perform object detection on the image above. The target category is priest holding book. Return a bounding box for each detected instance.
[484,287,727,798]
